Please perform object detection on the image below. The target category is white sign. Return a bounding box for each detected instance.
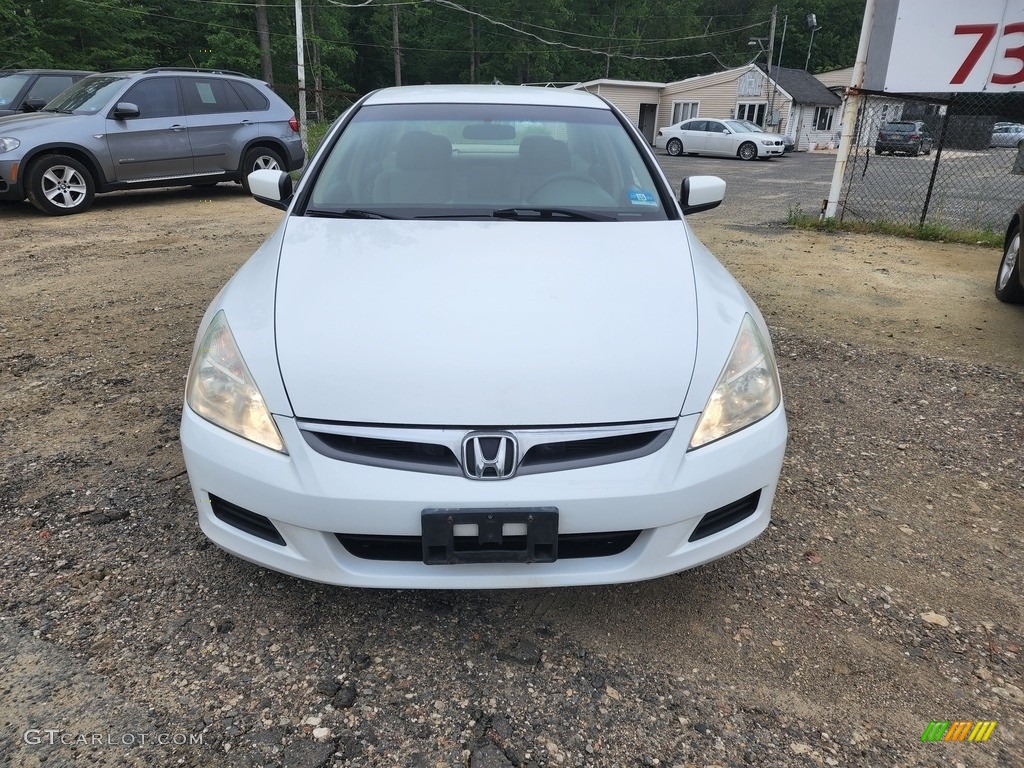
[881,0,1024,92]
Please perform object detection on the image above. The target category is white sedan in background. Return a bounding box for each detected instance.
[656,117,785,160]
[180,85,787,589]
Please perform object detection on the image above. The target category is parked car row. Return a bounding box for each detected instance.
[0,67,304,215]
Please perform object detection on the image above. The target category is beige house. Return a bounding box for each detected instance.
[815,66,909,148]
[574,63,843,151]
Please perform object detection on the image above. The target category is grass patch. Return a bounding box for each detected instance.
[305,121,332,157]
[787,207,1003,248]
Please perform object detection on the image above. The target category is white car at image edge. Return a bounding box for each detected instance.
[180,84,788,589]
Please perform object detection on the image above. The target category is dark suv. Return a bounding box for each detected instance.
[0,70,93,117]
[0,68,304,215]
[875,121,933,156]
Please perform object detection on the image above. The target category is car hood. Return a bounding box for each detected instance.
[0,111,81,131]
[273,219,699,426]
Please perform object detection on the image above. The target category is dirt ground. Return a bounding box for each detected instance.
[1,185,1022,767]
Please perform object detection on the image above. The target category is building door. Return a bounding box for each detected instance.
[638,103,658,145]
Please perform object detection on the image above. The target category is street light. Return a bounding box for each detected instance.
[805,13,821,71]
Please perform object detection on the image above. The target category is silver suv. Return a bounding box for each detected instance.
[0,68,304,215]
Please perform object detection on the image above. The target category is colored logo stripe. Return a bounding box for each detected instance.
[969,722,997,742]
[921,721,997,742]
[945,721,973,741]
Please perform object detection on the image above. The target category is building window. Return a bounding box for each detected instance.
[814,106,835,131]
[737,71,763,97]
[736,102,766,125]
[671,101,698,124]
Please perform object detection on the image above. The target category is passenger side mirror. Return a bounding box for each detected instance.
[679,175,726,215]
[112,102,141,119]
[249,169,293,210]
[20,98,46,113]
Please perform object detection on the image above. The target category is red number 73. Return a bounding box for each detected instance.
[952,22,1024,85]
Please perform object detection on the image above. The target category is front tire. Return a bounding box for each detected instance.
[240,147,284,192]
[666,138,683,157]
[738,141,758,161]
[996,220,1024,303]
[26,155,95,216]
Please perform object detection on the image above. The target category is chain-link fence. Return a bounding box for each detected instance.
[273,84,359,124]
[836,91,1024,233]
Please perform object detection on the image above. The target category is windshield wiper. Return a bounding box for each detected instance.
[306,208,399,220]
[491,207,616,222]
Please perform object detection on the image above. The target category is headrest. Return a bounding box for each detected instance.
[396,131,452,171]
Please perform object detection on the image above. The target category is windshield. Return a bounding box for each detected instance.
[736,119,765,133]
[725,120,757,133]
[0,74,30,107]
[305,102,668,221]
[46,75,128,114]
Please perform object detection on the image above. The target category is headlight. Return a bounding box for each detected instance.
[0,138,20,153]
[186,310,286,453]
[760,139,774,145]
[689,314,781,449]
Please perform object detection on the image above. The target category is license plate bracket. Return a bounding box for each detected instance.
[421,508,558,565]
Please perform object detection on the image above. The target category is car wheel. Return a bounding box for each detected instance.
[996,219,1024,303]
[738,142,757,161]
[910,147,919,157]
[26,155,95,216]
[241,147,284,192]
[874,147,881,155]
[666,138,682,157]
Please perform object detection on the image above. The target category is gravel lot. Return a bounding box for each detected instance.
[1,154,1023,768]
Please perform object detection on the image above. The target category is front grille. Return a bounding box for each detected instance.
[519,430,670,473]
[210,495,286,546]
[298,420,676,477]
[336,530,641,561]
[301,431,460,475]
[688,490,761,542]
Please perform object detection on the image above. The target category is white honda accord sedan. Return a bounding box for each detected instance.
[180,85,787,589]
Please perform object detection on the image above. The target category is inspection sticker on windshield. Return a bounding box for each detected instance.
[628,189,658,207]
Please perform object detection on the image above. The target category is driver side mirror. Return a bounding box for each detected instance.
[112,102,140,119]
[249,169,293,210]
[20,98,46,113]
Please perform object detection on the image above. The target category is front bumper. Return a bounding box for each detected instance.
[0,158,25,200]
[180,406,787,588]
[875,141,920,153]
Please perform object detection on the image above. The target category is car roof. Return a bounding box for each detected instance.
[362,84,609,109]
[1,69,94,76]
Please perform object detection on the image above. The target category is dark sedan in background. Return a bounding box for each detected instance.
[0,70,93,116]
[874,121,933,156]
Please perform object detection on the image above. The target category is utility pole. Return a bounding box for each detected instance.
[824,0,877,219]
[392,5,402,87]
[294,0,307,160]
[255,0,273,86]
